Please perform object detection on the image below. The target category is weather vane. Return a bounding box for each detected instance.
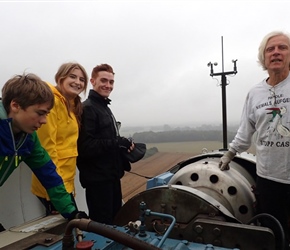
[208,36,238,151]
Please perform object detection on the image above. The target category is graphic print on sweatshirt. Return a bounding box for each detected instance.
[266,89,290,138]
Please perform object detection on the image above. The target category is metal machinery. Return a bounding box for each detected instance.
[0,150,282,250]
[114,150,279,250]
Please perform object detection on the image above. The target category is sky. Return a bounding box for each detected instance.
[0,0,289,128]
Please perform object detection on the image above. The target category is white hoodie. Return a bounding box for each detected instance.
[230,73,290,183]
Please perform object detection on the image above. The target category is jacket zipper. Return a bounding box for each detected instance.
[10,122,26,166]
[110,113,120,137]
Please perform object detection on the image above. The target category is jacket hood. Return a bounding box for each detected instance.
[0,101,8,120]
[46,82,66,103]
[0,101,31,156]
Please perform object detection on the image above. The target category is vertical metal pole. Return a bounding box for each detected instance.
[208,37,237,151]
[221,75,228,150]
[221,36,228,150]
[221,36,224,72]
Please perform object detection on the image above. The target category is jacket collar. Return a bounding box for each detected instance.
[88,89,111,105]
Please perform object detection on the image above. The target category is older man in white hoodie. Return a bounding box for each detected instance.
[219,31,290,250]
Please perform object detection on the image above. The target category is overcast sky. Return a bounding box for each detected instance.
[0,0,289,128]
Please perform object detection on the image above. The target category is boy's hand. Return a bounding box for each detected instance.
[69,210,89,220]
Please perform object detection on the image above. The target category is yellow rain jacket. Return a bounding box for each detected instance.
[31,83,78,199]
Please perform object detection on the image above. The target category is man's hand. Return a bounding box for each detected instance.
[219,150,236,171]
[117,137,132,149]
[117,136,134,151]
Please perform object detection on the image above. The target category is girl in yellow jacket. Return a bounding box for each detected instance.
[31,62,88,215]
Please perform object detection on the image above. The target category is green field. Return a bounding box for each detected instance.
[145,141,256,155]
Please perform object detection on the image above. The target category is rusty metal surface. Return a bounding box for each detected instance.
[114,185,234,241]
[114,184,275,249]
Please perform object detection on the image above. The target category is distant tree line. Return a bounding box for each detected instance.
[132,130,236,143]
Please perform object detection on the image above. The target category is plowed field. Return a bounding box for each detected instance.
[121,152,194,202]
